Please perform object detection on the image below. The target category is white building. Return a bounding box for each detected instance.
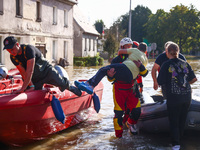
[73,5,99,57]
[0,0,77,70]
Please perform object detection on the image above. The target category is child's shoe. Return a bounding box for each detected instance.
[74,81,93,94]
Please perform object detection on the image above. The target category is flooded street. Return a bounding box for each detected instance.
[3,59,200,150]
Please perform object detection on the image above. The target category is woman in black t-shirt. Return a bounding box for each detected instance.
[151,41,186,92]
[157,42,197,149]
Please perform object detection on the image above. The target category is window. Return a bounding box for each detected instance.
[93,39,95,51]
[64,41,68,59]
[53,6,57,25]
[89,39,91,51]
[91,39,94,51]
[64,10,68,27]
[36,44,46,58]
[82,38,85,51]
[52,40,57,60]
[16,0,23,18]
[16,37,21,44]
[0,36,2,64]
[36,1,41,22]
[0,0,3,15]
[85,38,87,51]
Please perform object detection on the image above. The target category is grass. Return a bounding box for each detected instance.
[184,55,200,60]
[149,55,200,60]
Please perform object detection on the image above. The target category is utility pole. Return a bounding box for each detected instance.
[128,0,132,38]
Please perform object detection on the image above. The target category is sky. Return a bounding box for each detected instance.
[77,0,200,28]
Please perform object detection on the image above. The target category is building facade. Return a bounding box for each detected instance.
[73,5,99,57]
[0,0,77,70]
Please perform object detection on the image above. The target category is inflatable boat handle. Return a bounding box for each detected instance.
[49,91,57,94]
[188,119,195,127]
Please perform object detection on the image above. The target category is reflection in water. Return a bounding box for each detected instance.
[3,60,200,150]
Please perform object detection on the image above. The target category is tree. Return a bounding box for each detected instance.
[109,18,126,44]
[145,9,169,51]
[103,34,118,58]
[164,4,200,53]
[107,4,200,55]
[120,5,152,42]
[94,20,105,34]
[131,5,152,42]
[145,4,200,53]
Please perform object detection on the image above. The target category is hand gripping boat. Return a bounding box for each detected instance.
[0,66,103,146]
[137,92,200,133]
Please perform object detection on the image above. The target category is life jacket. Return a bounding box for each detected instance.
[11,45,27,67]
[11,45,49,83]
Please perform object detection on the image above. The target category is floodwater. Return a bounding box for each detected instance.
[2,59,200,150]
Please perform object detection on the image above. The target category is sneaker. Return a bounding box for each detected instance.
[74,80,81,88]
[172,145,180,150]
[74,81,93,94]
[126,122,138,135]
[69,86,82,96]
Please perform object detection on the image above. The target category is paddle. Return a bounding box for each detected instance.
[51,95,65,124]
[92,92,100,113]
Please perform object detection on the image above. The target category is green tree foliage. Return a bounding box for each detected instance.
[145,4,200,53]
[103,34,118,58]
[190,24,200,53]
[74,55,104,66]
[104,4,200,55]
[145,9,168,51]
[120,5,152,42]
[119,13,129,37]
[131,5,152,42]
[94,20,104,34]
[109,18,126,43]
[165,4,200,53]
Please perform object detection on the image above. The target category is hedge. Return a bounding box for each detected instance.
[74,56,104,66]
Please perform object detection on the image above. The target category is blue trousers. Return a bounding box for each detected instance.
[87,63,133,87]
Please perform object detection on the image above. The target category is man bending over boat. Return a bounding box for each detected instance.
[75,41,148,137]
[157,42,197,150]
[3,36,81,96]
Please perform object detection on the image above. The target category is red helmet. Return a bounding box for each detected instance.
[133,41,139,48]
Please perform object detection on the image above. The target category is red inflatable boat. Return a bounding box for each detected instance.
[0,69,103,146]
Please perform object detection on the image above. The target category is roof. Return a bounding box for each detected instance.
[73,5,99,36]
[57,0,77,5]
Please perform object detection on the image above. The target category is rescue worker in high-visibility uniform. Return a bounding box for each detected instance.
[75,38,148,138]
[111,40,144,104]
[108,38,148,138]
